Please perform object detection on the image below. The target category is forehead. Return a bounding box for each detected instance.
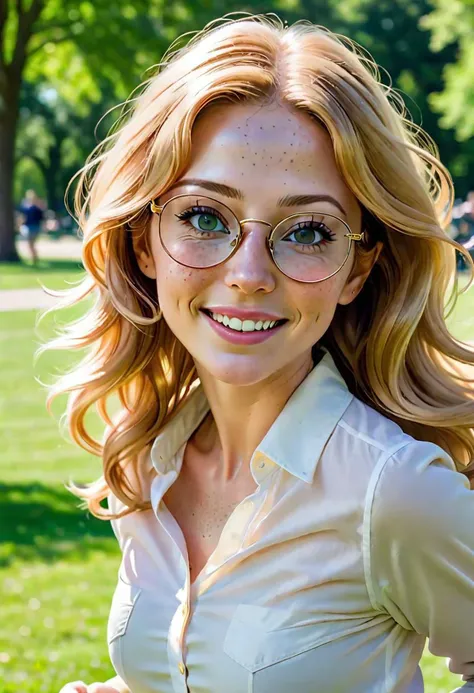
[182,102,358,215]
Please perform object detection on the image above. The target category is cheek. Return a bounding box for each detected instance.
[295,279,342,323]
[154,252,211,311]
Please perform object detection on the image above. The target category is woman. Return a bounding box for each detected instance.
[55,14,474,693]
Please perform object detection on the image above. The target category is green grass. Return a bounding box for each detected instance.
[0,258,85,291]
[0,282,473,692]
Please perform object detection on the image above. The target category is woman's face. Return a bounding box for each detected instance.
[139,102,378,386]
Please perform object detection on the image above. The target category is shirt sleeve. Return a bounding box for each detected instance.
[105,674,131,692]
[365,440,474,691]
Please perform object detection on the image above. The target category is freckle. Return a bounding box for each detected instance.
[290,159,294,163]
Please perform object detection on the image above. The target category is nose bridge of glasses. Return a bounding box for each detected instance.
[239,217,273,230]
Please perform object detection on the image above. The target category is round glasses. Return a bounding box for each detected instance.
[150,194,364,283]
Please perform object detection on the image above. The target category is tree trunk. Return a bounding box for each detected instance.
[0,0,44,262]
[0,110,20,262]
[45,136,63,212]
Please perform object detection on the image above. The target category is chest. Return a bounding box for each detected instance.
[162,455,258,583]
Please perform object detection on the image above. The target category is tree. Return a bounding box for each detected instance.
[0,0,171,262]
[16,80,117,213]
[421,0,474,142]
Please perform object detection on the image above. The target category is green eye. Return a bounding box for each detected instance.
[176,206,230,235]
[293,228,318,244]
[194,213,222,232]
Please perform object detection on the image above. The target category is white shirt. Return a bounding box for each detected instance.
[107,348,474,693]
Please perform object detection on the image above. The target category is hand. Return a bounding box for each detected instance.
[59,683,121,693]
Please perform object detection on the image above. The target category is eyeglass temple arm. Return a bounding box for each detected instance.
[150,201,163,214]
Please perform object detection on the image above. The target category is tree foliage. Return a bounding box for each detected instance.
[421,0,474,141]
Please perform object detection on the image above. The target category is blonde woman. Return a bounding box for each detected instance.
[55,14,474,693]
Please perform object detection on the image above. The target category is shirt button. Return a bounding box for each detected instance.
[178,661,186,675]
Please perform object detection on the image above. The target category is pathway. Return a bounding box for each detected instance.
[1,236,83,312]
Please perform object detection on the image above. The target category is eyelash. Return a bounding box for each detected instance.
[175,205,228,228]
[289,221,336,242]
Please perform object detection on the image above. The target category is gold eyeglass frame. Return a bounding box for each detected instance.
[150,193,365,284]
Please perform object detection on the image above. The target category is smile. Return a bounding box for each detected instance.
[200,309,287,345]
[207,311,284,332]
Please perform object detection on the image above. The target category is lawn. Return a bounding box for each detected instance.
[0,257,85,291]
[0,274,473,692]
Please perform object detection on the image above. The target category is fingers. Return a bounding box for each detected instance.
[59,681,120,693]
[59,683,88,693]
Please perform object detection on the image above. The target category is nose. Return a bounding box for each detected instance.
[223,223,277,294]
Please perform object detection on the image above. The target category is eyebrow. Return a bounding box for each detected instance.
[167,178,348,217]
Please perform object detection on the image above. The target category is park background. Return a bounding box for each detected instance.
[0,1,473,691]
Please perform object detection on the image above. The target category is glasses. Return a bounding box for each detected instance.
[150,194,364,283]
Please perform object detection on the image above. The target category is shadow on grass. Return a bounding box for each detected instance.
[1,258,84,273]
[0,481,117,567]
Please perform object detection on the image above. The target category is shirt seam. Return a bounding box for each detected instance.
[338,418,402,453]
[362,439,419,613]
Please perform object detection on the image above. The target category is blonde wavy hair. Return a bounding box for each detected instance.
[43,13,474,519]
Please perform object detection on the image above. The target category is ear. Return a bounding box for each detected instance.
[130,222,157,280]
[338,241,383,305]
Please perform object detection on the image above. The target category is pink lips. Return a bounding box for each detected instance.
[201,308,286,345]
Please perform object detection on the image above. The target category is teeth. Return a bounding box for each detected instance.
[209,312,281,332]
[242,320,255,332]
[229,317,242,331]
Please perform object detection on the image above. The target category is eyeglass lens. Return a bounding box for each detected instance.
[159,195,351,282]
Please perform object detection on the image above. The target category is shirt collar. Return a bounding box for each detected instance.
[150,348,353,483]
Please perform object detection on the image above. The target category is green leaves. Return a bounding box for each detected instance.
[421,0,474,140]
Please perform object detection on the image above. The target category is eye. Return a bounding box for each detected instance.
[283,221,335,247]
[176,206,230,234]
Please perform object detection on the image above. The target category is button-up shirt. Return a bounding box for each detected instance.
[107,348,474,693]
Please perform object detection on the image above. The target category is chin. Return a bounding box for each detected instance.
[196,354,278,387]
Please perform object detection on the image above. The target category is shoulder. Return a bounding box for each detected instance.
[335,395,410,457]
[319,396,414,497]
[367,438,469,543]
[324,395,467,511]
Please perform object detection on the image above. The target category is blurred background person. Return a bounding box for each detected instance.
[18,189,45,265]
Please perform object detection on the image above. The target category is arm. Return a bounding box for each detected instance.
[365,441,474,691]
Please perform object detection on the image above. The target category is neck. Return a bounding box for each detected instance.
[192,353,314,482]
